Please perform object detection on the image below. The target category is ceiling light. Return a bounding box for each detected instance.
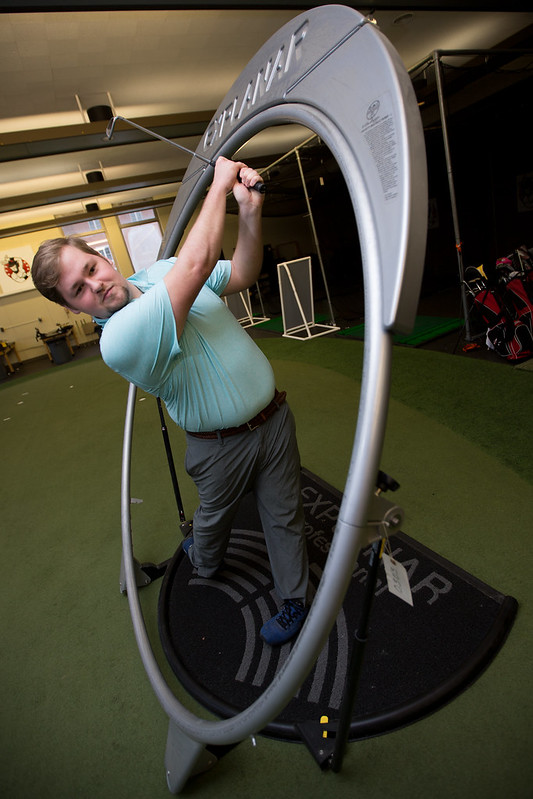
[85,171,104,184]
[87,106,114,123]
[75,92,116,124]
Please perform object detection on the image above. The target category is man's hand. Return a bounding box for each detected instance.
[212,156,245,195]
[234,165,265,208]
[212,157,264,209]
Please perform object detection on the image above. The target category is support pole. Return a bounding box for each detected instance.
[433,51,472,341]
[330,538,383,772]
[156,397,187,528]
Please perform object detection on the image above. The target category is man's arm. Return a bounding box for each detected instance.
[163,156,254,338]
[222,165,265,296]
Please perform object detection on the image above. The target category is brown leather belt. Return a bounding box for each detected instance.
[187,389,287,439]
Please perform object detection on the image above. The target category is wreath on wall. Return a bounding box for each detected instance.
[3,255,31,284]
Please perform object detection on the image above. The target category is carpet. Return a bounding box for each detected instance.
[515,356,533,371]
[158,469,517,742]
[337,315,464,346]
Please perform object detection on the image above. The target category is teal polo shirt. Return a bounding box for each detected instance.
[97,259,275,431]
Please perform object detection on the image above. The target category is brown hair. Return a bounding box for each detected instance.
[31,236,102,306]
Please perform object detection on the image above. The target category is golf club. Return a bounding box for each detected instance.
[105,115,266,193]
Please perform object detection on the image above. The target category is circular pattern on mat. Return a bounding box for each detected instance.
[159,471,517,741]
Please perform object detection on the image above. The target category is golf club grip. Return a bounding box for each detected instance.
[237,174,266,194]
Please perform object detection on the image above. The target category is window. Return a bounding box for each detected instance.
[61,222,115,265]
[119,209,162,273]
[90,238,113,262]
[118,210,155,224]
[62,219,103,236]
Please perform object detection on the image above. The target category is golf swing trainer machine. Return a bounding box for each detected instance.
[118,5,428,793]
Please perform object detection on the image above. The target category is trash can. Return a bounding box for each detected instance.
[46,336,72,365]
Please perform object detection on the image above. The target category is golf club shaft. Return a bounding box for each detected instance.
[105,116,265,193]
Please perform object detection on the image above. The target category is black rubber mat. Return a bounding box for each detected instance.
[158,469,517,741]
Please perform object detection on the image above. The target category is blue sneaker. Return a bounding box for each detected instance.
[181,536,221,577]
[182,535,194,561]
[260,599,308,645]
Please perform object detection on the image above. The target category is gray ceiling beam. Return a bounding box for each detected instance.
[1,197,175,239]
[0,147,272,213]
[0,112,214,164]
[0,170,183,214]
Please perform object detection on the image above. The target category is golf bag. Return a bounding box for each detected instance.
[465,247,533,363]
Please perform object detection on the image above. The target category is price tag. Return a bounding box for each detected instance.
[382,553,413,606]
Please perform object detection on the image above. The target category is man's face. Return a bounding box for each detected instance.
[57,245,132,318]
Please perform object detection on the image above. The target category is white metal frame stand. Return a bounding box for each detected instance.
[224,282,269,328]
[277,256,339,339]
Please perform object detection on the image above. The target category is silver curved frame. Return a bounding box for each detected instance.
[119,6,427,792]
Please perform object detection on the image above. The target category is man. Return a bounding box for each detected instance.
[32,156,309,646]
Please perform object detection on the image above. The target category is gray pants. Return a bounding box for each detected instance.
[184,402,308,602]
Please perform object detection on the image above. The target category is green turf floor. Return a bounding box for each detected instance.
[337,315,465,346]
[1,337,531,799]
